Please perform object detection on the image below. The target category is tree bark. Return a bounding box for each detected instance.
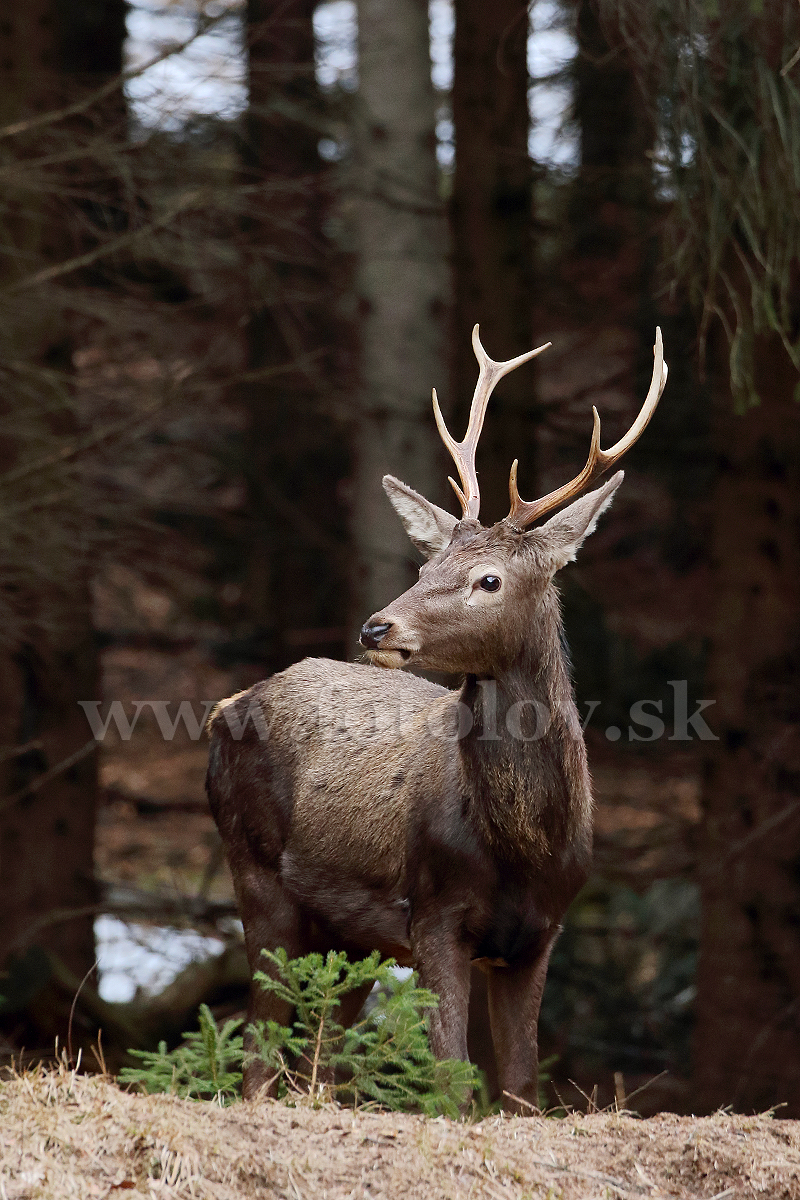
[348,0,451,638]
[570,1,654,262]
[447,0,533,1096]
[565,0,656,332]
[693,338,800,1114]
[450,0,534,522]
[0,0,124,1001]
[534,0,693,736]
[240,1,346,668]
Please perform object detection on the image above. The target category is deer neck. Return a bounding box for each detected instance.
[458,586,592,869]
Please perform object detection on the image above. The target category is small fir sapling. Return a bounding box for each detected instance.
[121,950,477,1116]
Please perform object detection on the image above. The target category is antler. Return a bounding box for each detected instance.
[432,324,550,520]
[505,327,668,530]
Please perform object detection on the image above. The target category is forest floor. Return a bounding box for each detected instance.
[1,1062,798,1199]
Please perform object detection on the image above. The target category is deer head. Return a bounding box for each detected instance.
[360,327,668,675]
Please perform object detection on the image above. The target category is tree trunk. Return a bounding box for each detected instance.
[0,0,124,1019]
[570,0,653,262]
[565,0,656,335]
[693,338,800,1115]
[348,0,450,638]
[534,0,683,730]
[240,1,347,668]
[450,0,533,522]
[445,0,533,1096]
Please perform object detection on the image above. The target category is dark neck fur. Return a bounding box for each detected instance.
[458,585,592,874]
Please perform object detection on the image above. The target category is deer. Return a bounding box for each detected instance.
[206,326,668,1111]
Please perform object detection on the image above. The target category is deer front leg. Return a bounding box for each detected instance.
[487,936,557,1114]
[411,921,472,1063]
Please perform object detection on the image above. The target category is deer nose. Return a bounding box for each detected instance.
[360,620,393,649]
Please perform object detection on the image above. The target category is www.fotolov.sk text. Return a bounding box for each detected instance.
[79,680,717,745]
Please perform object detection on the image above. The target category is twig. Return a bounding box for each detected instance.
[722,798,800,864]
[634,1161,658,1190]
[0,392,169,488]
[43,950,148,1050]
[567,1070,671,1119]
[568,1077,601,1114]
[526,1158,646,1197]
[479,1174,514,1200]
[4,904,103,957]
[0,10,228,141]
[781,43,800,76]
[90,1028,108,1076]
[0,740,97,816]
[501,1090,539,1113]
[1,194,207,295]
[623,1070,669,1106]
[243,1068,282,1102]
[551,1082,575,1115]
[67,960,99,1066]
[4,888,239,956]
[0,739,44,765]
[287,1168,306,1200]
[309,1008,326,1098]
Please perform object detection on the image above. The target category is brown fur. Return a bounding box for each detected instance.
[206,473,623,1110]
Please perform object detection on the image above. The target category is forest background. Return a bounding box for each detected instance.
[0,0,798,1119]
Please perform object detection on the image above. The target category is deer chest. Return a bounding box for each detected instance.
[468,885,558,967]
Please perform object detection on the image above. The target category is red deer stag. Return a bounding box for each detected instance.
[206,328,668,1110]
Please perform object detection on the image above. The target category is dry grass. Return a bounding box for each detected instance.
[1,1062,799,1199]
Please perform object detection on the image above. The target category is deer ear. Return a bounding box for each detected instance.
[383,475,458,558]
[537,471,624,570]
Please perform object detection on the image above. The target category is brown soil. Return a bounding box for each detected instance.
[1,1064,798,1199]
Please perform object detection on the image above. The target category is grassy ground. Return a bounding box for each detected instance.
[1,1062,798,1199]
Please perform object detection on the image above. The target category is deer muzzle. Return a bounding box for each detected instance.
[359,618,415,668]
[359,620,392,649]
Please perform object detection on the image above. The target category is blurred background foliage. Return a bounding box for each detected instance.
[1,0,799,1116]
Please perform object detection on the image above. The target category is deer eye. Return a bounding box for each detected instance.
[479,575,502,592]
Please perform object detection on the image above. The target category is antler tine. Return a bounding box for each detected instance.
[507,327,668,529]
[432,324,550,519]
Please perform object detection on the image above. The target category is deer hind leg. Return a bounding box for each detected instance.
[487,936,557,1115]
[234,856,377,1098]
[232,858,306,1099]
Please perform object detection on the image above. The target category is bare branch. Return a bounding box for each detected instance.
[0,740,97,816]
[0,8,230,142]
